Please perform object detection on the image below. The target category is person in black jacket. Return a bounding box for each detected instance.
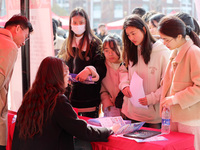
[12,56,112,150]
[57,7,107,118]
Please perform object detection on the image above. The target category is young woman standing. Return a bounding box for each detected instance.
[119,15,170,128]
[57,7,106,118]
[158,15,200,150]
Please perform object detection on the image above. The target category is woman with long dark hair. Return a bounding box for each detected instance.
[119,15,170,128]
[158,15,200,150]
[57,7,106,118]
[12,57,112,150]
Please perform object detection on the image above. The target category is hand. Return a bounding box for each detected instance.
[160,97,173,109]
[76,68,90,82]
[139,97,148,106]
[108,128,114,135]
[122,87,132,98]
[110,124,121,134]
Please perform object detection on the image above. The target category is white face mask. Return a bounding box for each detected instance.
[71,24,86,35]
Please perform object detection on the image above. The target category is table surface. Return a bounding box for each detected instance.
[79,116,195,150]
[7,112,195,150]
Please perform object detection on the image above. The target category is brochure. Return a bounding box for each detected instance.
[69,73,94,84]
[88,116,145,135]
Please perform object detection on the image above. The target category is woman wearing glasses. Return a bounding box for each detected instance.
[158,16,200,150]
[119,15,170,129]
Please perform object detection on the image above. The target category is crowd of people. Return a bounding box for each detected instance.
[0,5,200,150]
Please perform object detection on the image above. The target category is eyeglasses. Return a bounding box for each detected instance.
[161,38,174,45]
[20,26,30,42]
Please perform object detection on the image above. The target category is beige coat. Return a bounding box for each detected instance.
[0,28,18,145]
[161,40,200,123]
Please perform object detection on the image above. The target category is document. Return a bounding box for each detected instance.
[88,116,145,135]
[129,72,148,109]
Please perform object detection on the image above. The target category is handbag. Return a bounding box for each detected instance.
[115,91,124,108]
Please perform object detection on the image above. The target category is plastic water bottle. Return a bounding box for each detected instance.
[161,107,170,134]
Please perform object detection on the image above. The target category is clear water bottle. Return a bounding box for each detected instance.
[161,107,170,134]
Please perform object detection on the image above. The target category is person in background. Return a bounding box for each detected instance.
[97,23,108,42]
[0,14,33,150]
[142,10,157,25]
[57,19,67,39]
[131,7,146,18]
[52,18,65,56]
[148,13,165,40]
[119,15,170,129]
[193,18,200,36]
[11,56,113,150]
[174,12,200,36]
[57,7,106,118]
[158,15,200,150]
[100,34,123,117]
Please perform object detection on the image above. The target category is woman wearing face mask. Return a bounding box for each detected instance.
[57,7,106,118]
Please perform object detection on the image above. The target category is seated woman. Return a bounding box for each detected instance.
[11,56,113,150]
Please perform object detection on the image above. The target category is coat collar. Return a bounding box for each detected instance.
[171,40,193,63]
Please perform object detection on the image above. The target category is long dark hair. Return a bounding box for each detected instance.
[122,14,156,66]
[158,16,200,47]
[16,57,67,139]
[59,7,101,61]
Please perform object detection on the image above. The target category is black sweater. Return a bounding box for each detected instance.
[66,40,106,108]
[12,95,110,150]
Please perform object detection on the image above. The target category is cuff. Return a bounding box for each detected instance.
[171,96,178,105]
[85,66,99,82]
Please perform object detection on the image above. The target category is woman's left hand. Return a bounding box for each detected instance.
[139,97,148,106]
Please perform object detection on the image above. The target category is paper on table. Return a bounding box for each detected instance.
[98,116,125,128]
[129,72,148,109]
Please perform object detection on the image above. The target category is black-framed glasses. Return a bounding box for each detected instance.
[161,38,174,45]
[20,26,30,42]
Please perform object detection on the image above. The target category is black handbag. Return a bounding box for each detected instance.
[115,91,124,108]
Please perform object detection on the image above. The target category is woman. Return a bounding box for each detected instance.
[158,16,200,150]
[12,57,112,150]
[119,15,170,128]
[57,7,106,118]
[148,13,165,39]
[100,34,123,117]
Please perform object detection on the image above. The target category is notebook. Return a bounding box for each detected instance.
[123,129,161,139]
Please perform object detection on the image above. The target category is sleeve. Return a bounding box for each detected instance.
[0,46,17,89]
[92,44,107,82]
[146,51,170,105]
[0,73,5,89]
[85,66,99,81]
[118,64,130,90]
[54,96,110,142]
[100,85,113,111]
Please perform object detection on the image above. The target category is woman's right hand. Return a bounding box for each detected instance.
[122,87,132,98]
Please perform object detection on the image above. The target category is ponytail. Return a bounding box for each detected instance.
[186,26,200,47]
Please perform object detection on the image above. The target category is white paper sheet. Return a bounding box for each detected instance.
[129,72,148,109]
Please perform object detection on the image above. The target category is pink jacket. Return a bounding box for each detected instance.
[161,40,200,122]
